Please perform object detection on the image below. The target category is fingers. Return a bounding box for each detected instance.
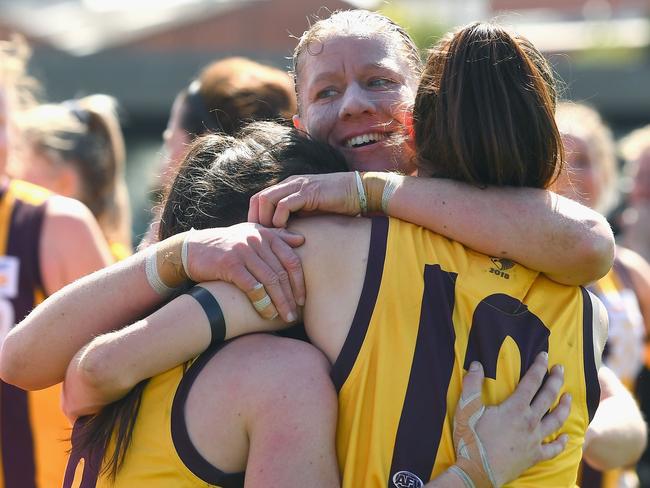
[507,351,549,408]
[255,241,297,317]
[243,253,293,322]
[530,364,565,421]
[229,264,265,297]
[257,191,278,228]
[273,194,309,228]
[228,265,280,320]
[269,236,305,307]
[538,433,569,462]
[248,193,260,224]
[275,228,305,248]
[245,283,279,320]
[251,179,303,227]
[460,362,485,403]
[539,392,571,439]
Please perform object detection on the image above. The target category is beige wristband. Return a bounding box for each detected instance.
[361,172,387,214]
[362,172,403,215]
[155,232,190,290]
[145,248,177,296]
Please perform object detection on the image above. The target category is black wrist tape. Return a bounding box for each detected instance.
[187,286,226,346]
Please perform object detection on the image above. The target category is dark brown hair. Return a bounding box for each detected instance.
[72,121,348,479]
[179,57,297,138]
[160,122,347,237]
[413,22,563,188]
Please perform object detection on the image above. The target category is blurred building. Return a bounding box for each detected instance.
[0,0,379,121]
[388,0,650,126]
[0,0,380,239]
[488,0,650,126]
[491,0,647,15]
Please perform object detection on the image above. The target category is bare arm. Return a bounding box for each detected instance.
[376,176,614,285]
[249,173,615,285]
[40,195,113,295]
[62,284,286,418]
[0,224,305,390]
[61,216,362,416]
[583,366,648,471]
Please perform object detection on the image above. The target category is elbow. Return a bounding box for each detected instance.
[76,347,126,395]
[584,422,647,471]
[0,332,36,390]
[61,347,127,420]
[72,344,133,402]
[577,222,615,283]
[583,395,648,470]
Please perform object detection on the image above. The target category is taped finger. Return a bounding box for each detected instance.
[246,283,278,320]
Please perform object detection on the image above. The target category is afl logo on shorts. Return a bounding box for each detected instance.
[392,470,424,488]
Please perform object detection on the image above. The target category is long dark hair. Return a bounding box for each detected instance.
[414,22,563,188]
[71,121,348,479]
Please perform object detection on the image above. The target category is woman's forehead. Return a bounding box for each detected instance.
[298,35,416,84]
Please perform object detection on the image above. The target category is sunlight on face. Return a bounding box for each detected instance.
[294,35,418,174]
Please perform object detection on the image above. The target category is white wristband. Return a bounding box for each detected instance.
[181,228,196,282]
[381,173,401,214]
[354,171,368,215]
[448,465,477,488]
[145,247,177,296]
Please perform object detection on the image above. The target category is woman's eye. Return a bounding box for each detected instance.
[368,78,394,88]
[316,88,338,99]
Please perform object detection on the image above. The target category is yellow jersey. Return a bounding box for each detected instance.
[579,256,645,488]
[0,179,71,488]
[332,217,600,488]
[63,344,244,487]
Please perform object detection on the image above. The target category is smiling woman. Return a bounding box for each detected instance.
[291,11,421,173]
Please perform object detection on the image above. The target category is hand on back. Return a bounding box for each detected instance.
[453,352,570,487]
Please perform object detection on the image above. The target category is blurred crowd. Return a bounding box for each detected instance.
[1,9,650,487]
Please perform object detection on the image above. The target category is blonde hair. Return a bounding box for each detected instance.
[619,124,650,181]
[0,34,39,113]
[18,95,132,251]
[555,102,619,214]
[291,9,422,111]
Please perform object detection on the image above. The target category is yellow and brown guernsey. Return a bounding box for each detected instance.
[579,257,645,488]
[331,217,600,488]
[0,179,71,488]
[63,343,245,488]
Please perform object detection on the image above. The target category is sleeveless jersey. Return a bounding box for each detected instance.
[63,343,245,488]
[578,256,646,488]
[0,178,71,488]
[589,256,644,388]
[331,217,600,488]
